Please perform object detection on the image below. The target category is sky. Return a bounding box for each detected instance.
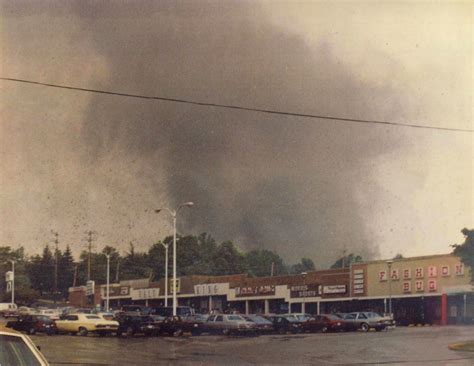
[0,1,472,267]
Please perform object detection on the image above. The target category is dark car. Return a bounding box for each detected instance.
[159,316,202,336]
[243,315,274,334]
[6,315,57,335]
[267,315,302,334]
[120,305,152,315]
[152,306,195,318]
[301,314,346,333]
[116,314,159,337]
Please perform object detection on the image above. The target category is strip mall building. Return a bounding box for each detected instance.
[69,253,473,325]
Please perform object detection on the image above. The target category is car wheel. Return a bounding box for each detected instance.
[125,327,134,337]
[321,326,328,333]
[360,323,370,332]
[222,329,230,336]
[78,327,88,336]
[28,327,36,335]
[173,328,183,337]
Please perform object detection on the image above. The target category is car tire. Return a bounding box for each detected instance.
[321,326,328,333]
[125,327,134,337]
[360,323,370,332]
[28,327,36,335]
[222,329,230,336]
[173,328,183,337]
[78,327,88,336]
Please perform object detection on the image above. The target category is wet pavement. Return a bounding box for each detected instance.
[18,325,474,365]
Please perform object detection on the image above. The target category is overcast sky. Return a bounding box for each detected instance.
[0,1,472,267]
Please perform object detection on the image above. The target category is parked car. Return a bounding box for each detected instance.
[17,306,35,316]
[0,303,18,318]
[6,315,57,335]
[0,325,50,365]
[301,314,346,333]
[34,309,62,320]
[55,313,119,336]
[266,315,302,334]
[152,306,195,318]
[284,313,312,323]
[116,314,159,337]
[243,315,274,334]
[205,314,257,335]
[343,312,387,332]
[159,315,202,336]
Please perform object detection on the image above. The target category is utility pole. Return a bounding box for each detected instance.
[115,259,120,283]
[73,265,78,287]
[51,230,59,304]
[342,246,347,268]
[85,231,96,281]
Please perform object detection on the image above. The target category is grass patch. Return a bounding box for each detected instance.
[449,342,474,352]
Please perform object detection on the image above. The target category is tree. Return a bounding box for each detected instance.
[211,241,245,275]
[58,245,75,298]
[451,228,474,281]
[245,249,287,277]
[290,257,315,274]
[330,253,363,269]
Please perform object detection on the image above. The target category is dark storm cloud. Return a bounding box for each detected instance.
[1,1,415,265]
[67,0,409,265]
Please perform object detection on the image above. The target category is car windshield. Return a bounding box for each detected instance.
[85,315,101,319]
[0,334,42,366]
[246,315,270,324]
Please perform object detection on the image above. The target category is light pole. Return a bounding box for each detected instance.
[301,272,307,314]
[386,260,393,316]
[105,254,110,312]
[9,260,15,305]
[155,202,194,316]
[161,242,170,307]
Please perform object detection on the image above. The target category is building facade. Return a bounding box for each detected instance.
[69,253,473,325]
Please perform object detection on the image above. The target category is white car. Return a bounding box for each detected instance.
[34,309,62,320]
[55,313,119,336]
[0,325,49,365]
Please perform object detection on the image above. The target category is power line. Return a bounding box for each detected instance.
[0,76,472,133]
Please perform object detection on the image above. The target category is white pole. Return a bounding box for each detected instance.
[11,260,15,305]
[172,213,177,316]
[163,243,169,307]
[106,254,110,312]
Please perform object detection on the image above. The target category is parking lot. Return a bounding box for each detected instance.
[22,326,474,365]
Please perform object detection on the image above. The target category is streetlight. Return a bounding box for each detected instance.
[155,202,194,316]
[9,260,15,305]
[386,260,393,316]
[105,254,110,312]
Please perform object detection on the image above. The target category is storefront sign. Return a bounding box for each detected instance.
[390,269,400,281]
[322,285,346,294]
[194,283,228,296]
[441,265,450,277]
[235,285,275,297]
[104,286,130,298]
[428,266,437,278]
[353,269,365,295]
[428,280,437,292]
[403,281,411,293]
[170,279,180,294]
[415,280,424,292]
[403,268,411,280]
[290,284,321,298]
[455,263,464,276]
[86,280,95,296]
[131,287,160,300]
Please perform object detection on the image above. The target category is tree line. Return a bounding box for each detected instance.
[0,233,323,304]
